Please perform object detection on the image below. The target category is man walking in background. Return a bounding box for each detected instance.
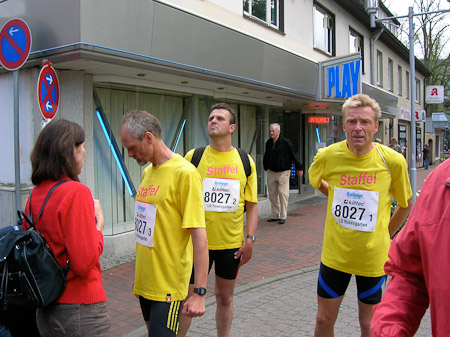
[422,144,429,169]
[263,123,303,224]
[389,138,402,153]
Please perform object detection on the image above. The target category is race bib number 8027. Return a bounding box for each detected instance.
[332,187,379,232]
[202,178,240,213]
[134,201,157,247]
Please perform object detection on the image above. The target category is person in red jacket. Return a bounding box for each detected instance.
[27,119,111,337]
[371,159,450,336]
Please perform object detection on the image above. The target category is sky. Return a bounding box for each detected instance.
[383,0,450,57]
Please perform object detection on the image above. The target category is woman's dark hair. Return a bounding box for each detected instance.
[31,119,85,185]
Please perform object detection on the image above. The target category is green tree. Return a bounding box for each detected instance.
[414,0,450,114]
[392,0,450,114]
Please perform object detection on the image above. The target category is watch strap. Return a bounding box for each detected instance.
[246,235,256,242]
[193,287,207,296]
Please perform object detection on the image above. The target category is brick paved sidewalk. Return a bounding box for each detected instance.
[103,166,436,336]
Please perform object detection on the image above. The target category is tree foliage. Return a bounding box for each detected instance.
[415,0,450,113]
[394,0,450,113]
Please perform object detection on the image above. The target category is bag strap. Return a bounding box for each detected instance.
[27,180,69,229]
[191,146,206,168]
[236,148,251,178]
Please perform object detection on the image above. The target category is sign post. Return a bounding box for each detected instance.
[0,18,32,215]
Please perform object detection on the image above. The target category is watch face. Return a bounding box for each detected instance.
[194,287,207,296]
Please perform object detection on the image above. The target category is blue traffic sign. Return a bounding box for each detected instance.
[38,64,60,119]
[0,19,32,71]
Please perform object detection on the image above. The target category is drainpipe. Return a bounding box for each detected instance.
[370,28,384,85]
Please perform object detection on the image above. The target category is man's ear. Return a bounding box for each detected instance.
[229,123,236,134]
[143,131,153,144]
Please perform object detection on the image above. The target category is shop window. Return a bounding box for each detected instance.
[93,86,188,235]
[313,4,335,56]
[244,0,283,30]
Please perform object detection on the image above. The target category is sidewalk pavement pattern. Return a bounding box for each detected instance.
[102,166,436,337]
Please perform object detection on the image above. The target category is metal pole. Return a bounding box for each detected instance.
[13,70,21,215]
[408,6,417,203]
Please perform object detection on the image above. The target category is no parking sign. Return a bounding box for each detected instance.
[0,18,32,71]
[37,63,60,120]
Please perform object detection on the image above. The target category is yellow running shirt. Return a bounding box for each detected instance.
[309,141,411,277]
[185,146,258,250]
[133,154,205,302]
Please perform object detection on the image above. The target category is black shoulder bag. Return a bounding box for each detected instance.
[0,180,70,310]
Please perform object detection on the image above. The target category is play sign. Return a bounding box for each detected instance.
[0,18,32,71]
[37,63,60,119]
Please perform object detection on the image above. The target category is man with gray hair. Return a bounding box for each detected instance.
[309,94,413,337]
[119,110,209,337]
[263,123,303,224]
[389,137,402,153]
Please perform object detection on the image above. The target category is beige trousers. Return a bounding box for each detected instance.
[267,169,291,220]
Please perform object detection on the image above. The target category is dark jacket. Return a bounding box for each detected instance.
[263,136,303,172]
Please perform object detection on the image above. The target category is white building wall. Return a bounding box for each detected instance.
[0,69,36,186]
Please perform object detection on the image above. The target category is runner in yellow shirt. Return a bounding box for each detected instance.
[178,103,258,337]
[119,110,208,337]
[308,94,413,337]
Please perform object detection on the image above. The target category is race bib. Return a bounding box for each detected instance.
[332,187,379,232]
[134,201,157,247]
[202,178,240,213]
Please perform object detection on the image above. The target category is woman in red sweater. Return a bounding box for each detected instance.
[27,119,111,336]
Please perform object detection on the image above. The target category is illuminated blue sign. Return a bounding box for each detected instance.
[320,54,362,100]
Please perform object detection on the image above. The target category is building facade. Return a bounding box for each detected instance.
[0,0,429,255]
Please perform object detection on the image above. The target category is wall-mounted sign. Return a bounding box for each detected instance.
[37,62,60,120]
[319,53,362,101]
[308,116,330,124]
[398,107,411,122]
[425,85,444,104]
[0,18,32,71]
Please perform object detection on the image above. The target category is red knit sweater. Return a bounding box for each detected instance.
[24,179,106,304]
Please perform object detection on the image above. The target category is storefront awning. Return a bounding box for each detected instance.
[362,82,398,118]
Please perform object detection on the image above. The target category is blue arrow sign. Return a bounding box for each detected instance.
[0,19,32,71]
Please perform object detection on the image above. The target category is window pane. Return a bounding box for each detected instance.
[252,0,267,22]
[244,0,249,13]
[416,79,420,103]
[388,59,393,91]
[327,18,333,54]
[271,0,278,26]
[349,33,361,53]
[377,51,383,85]
[314,8,326,51]
[406,71,410,98]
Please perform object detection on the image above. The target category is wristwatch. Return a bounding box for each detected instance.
[246,235,256,243]
[193,287,207,296]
